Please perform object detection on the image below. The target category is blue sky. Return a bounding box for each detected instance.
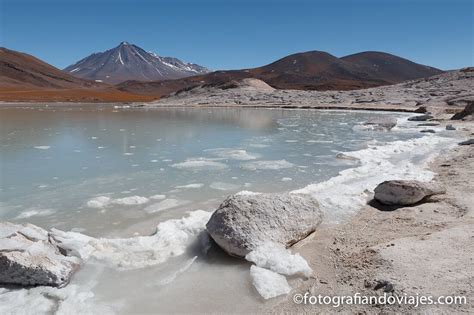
[1,0,472,70]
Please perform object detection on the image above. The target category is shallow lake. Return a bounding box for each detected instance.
[2,106,442,313]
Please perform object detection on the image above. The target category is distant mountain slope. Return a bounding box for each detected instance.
[64,42,210,84]
[0,47,156,102]
[0,47,100,89]
[118,50,443,97]
[341,51,444,83]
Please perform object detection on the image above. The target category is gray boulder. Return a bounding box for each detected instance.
[408,114,433,121]
[458,139,474,146]
[0,222,80,287]
[206,192,322,257]
[374,180,446,206]
[446,124,456,130]
[361,117,398,131]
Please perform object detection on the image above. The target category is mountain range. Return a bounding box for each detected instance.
[117,50,443,97]
[0,43,444,102]
[64,42,210,84]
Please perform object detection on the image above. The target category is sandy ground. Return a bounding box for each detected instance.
[267,122,473,314]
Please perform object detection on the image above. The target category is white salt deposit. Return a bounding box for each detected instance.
[241,160,294,170]
[143,199,190,213]
[112,196,149,206]
[175,183,204,189]
[149,194,166,200]
[86,195,149,208]
[14,208,56,219]
[172,158,228,170]
[293,135,455,223]
[246,242,312,277]
[209,182,241,191]
[86,196,111,209]
[51,210,212,269]
[205,148,260,160]
[249,266,292,299]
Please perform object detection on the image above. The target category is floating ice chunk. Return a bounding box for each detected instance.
[34,146,50,150]
[250,265,291,299]
[143,199,190,213]
[281,177,293,181]
[175,183,204,189]
[241,160,294,170]
[50,210,212,269]
[172,158,228,170]
[86,196,111,209]
[205,148,260,160]
[112,196,149,206]
[14,208,56,219]
[123,152,134,156]
[209,182,240,191]
[246,242,312,277]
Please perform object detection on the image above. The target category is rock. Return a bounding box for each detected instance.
[206,192,322,257]
[335,153,359,161]
[0,222,80,287]
[361,117,397,131]
[417,123,439,127]
[374,280,395,293]
[446,124,456,130]
[451,101,474,120]
[420,129,436,133]
[414,106,427,113]
[374,180,446,206]
[458,139,474,146]
[408,114,433,121]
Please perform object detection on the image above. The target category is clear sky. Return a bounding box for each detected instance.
[1,0,472,70]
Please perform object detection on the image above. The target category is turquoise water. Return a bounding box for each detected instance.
[0,106,421,236]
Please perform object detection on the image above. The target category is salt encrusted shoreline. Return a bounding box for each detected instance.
[268,121,473,314]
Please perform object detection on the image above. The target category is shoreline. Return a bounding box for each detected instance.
[269,123,473,313]
[0,101,421,113]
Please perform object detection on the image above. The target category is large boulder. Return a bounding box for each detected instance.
[451,101,473,120]
[374,180,446,206]
[206,192,322,257]
[0,222,80,287]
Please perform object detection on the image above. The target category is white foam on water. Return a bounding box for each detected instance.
[241,160,294,170]
[209,182,241,191]
[205,148,260,160]
[175,183,204,189]
[51,210,212,269]
[246,242,312,277]
[172,158,228,170]
[293,135,456,223]
[143,199,191,213]
[14,208,56,219]
[249,265,291,300]
[33,146,50,150]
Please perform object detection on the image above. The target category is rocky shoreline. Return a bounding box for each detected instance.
[267,124,473,313]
